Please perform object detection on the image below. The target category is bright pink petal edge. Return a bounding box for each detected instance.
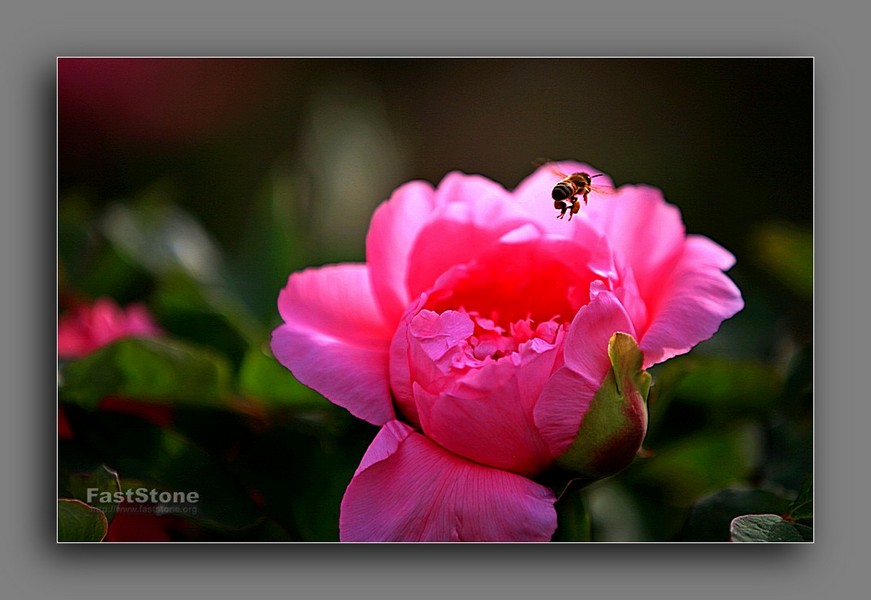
[340,421,557,542]
[271,264,396,425]
[639,235,744,368]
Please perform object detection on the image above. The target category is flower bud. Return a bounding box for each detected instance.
[555,332,651,480]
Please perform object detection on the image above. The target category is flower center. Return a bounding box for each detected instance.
[463,312,560,361]
[423,239,600,333]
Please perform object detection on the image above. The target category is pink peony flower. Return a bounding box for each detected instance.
[271,161,744,541]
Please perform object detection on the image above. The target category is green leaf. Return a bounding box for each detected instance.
[670,358,783,412]
[60,337,233,410]
[730,514,807,542]
[782,345,813,410]
[58,499,108,542]
[628,424,762,505]
[785,474,813,526]
[58,194,153,302]
[750,221,813,299]
[62,465,122,523]
[763,418,813,490]
[224,166,313,322]
[794,523,814,541]
[150,272,264,366]
[681,487,793,541]
[238,345,330,409]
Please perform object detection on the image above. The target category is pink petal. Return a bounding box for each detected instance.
[562,284,637,379]
[277,264,392,341]
[366,171,532,326]
[366,180,437,325]
[413,343,560,476]
[407,309,475,368]
[387,297,428,427]
[271,264,396,425]
[340,421,557,542]
[402,172,533,306]
[388,308,476,428]
[685,233,738,270]
[433,171,520,225]
[638,235,744,368]
[405,218,521,303]
[422,235,600,329]
[394,306,562,476]
[611,263,650,335]
[533,286,637,458]
[533,366,602,461]
[583,184,686,296]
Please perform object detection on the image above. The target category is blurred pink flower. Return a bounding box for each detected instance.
[58,298,169,439]
[272,162,744,541]
[58,297,161,359]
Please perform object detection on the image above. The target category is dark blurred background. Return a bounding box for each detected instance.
[58,58,813,542]
[59,57,812,337]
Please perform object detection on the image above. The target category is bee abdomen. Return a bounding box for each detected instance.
[552,183,573,200]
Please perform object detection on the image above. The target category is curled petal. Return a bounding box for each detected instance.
[340,421,557,542]
[562,284,637,381]
[271,264,395,425]
[638,235,744,368]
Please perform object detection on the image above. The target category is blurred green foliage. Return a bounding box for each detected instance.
[58,58,812,542]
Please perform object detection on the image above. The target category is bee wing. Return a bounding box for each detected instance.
[532,158,568,178]
[589,183,616,196]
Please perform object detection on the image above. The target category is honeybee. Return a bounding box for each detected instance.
[536,160,612,220]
